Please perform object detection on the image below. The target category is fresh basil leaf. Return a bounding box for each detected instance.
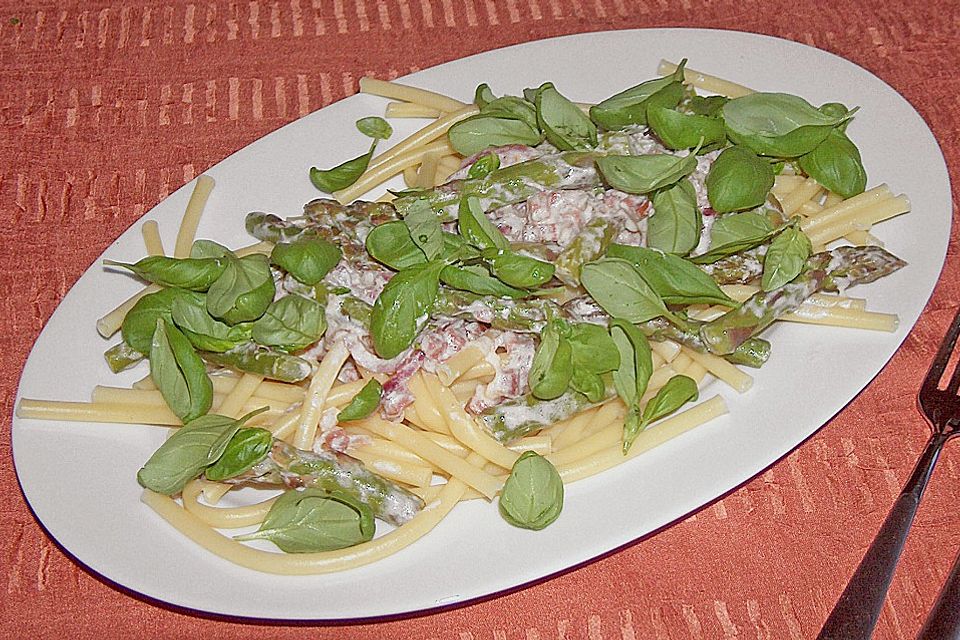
[337,379,383,422]
[723,92,852,157]
[687,95,728,117]
[607,244,735,306]
[498,451,563,530]
[761,224,811,291]
[206,254,275,325]
[609,319,653,407]
[149,318,213,423]
[356,116,392,140]
[567,322,620,374]
[458,195,509,251]
[190,239,234,259]
[467,152,500,179]
[270,238,342,285]
[474,83,496,108]
[705,146,775,213]
[440,264,526,298]
[447,115,542,156]
[581,258,670,324]
[708,210,776,248]
[251,295,326,351]
[535,82,597,151]
[105,256,226,291]
[597,150,698,195]
[797,130,866,198]
[365,221,466,271]
[648,178,701,255]
[171,294,252,352]
[480,95,539,130]
[204,427,272,481]
[403,198,444,261]
[589,60,687,130]
[638,374,699,431]
[569,369,606,403]
[370,261,445,359]
[234,488,375,552]
[647,105,725,151]
[122,288,205,354]
[137,411,261,495]
[818,102,850,121]
[482,249,555,289]
[310,140,376,193]
[529,320,572,400]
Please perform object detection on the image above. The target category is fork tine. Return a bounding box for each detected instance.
[921,308,960,396]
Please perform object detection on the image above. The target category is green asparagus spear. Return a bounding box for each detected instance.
[104,342,145,373]
[698,248,766,285]
[433,288,561,332]
[227,439,424,526]
[200,342,313,383]
[699,245,906,354]
[479,388,608,443]
[393,151,603,220]
[555,218,620,286]
[638,317,771,367]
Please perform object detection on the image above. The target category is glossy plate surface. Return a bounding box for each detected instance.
[13,29,951,619]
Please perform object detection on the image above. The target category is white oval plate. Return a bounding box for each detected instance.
[13,29,951,620]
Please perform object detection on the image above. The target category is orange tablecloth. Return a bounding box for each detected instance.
[3,1,959,638]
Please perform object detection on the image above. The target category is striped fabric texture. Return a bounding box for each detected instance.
[2,1,959,638]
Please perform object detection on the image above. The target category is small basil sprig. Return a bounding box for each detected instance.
[797,129,867,198]
[581,258,679,326]
[567,323,620,402]
[705,146,775,213]
[474,83,496,108]
[596,147,699,195]
[150,318,213,423]
[370,260,445,359]
[589,60,687,130]
[609,319,654,453]
[403,198,444,261]
[234,488,375,552]
[310,117,393,192]
[636,375,699,433]
[528,320,572,400]
[204,427,273,481]
[171,294,252,352]
[723,92,851,157]
[206,254,276,325]
[337,379,383,422]
[104,256,226,291]
[270,237,342,286]
[647,105,725,151]
[122,288,205,354]
[251,295,326,352]
[647,178,701,255]
[481,248,555,289]
[440,264,526,298]
[761,224,811,291]
[458,196,509,251]
[498,451,564,530]
[535,82,597,151]
[137,408,266,495]
[606,244,735,306]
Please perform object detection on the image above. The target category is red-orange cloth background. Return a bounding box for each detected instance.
[2,1,959,638]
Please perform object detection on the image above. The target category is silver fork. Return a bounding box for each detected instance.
[817,307,960,640]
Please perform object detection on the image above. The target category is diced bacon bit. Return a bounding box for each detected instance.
[312,407,372,454]
[448,144,544,181]
[466,332,536,414]
[703,207,717,217]
[380,350,425,420]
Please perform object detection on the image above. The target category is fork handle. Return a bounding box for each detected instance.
[817,432,949,640]
[916,546,960,640]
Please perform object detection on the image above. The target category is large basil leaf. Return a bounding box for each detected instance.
[498,451,564,530]
[234,488,375,552]
[204,427,273,481]
[580,258,670,324]
[761,224,811,291]
[366,221,467,271]
[190,239,234,259]
[797,130,866,198]
[535,82,597,151]
[647,105,725,151]
[206,254,275,325]
[440,264,526,298]
[447,115,542,156]
[122,288,205,354]
[607,244,734,306]
[149,318,213,423]
[403,198,444,261]
[529,320,572,400]
[105,256,226,291]
[648,178,701,255]
[337,379,383,422]
[171,294,252,352]
[589,61,686,130]
[137,410,262,495]
[723,92,851,157]
[708,210,776,248]
[597,151,698,195]
[251,295,326,352]
[482,249,555,289]
[567,322,620,374]
[270,238,342,286]
[370,261,445,359]
[705,146,775,213]
[458,195,509,251]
